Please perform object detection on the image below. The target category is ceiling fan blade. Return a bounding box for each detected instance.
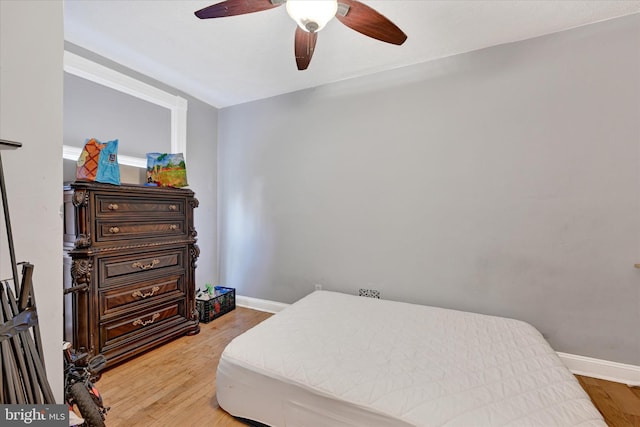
[294,27,318,70]
[336,0,407,45]
[195,0,283,19]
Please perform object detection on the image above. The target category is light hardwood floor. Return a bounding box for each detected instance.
[99,307,269,426]
[99,307,639,427]
[577,375,640,427]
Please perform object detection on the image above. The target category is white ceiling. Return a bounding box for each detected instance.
[64,1,640,108]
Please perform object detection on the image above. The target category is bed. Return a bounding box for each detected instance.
[216,291,605,426]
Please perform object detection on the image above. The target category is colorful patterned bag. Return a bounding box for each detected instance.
[76,138,120,185]
[145,152,188,188]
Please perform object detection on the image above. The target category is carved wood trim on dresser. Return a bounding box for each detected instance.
[63,181,200,368]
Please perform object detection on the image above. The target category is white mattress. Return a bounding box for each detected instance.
[217,291,605,426]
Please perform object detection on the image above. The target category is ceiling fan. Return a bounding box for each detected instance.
[195,0,407,70]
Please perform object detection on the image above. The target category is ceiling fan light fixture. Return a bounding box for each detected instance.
[286,0,338,33]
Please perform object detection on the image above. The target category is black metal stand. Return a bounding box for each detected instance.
[0,139,54,404]
[0,139,21,290]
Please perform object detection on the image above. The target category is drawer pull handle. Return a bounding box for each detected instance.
[132,286,160,299]
[109,226,120,234]
[131,259,160,270]
[169,224,178,231]
[108,203,119,210]
[169,205,178,211]
[132,313,160,327]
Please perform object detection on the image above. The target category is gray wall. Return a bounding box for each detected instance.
[64,72,171,158]
[63,64,171,185]
[64,42,220,297]
[0,0,64,401]
[218,14,640,365]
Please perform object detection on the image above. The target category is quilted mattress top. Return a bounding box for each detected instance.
[221,291,605,426]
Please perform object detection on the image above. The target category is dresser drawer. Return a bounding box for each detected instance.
[99,301,185,351]
[99,274,185,318]
[98,248,186,287]
[95,219,186,243]
[95,195,185,218]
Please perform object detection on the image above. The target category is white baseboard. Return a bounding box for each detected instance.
[236,295,640,386]
[236,295,290,314]
[557,352,640,386]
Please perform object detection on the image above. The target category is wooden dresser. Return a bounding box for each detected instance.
[63,181,200,367]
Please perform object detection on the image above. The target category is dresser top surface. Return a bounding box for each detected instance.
[65,181,194,197]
